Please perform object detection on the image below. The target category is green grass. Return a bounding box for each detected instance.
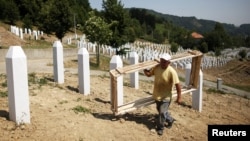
[72,105,91,114]
[28,72,48,86]
[224,83,250,93]
[0,91,8,97]
[206,88,226,94]
[90,55,111,71]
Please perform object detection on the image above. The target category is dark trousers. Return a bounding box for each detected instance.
[155,99,174,130]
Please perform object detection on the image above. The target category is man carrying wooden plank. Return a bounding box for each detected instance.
[143,53,182,136]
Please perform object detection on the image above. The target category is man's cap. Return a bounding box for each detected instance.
[160,53,171,61]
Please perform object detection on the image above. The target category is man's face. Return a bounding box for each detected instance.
[160,58,170,69]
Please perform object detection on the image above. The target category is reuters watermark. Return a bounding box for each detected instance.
[208,125,249,140]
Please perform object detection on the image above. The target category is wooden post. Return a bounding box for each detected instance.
[78,48,90,95]
[190,55,202,88]
[110,55,123,108]
[53,41,64,84]
[5,46,30,124]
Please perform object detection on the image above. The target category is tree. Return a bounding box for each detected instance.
[82,11,112,66]
[69,0,91,26]
[102,0,135,54]
[170,42,179,53]
[38,0,73,41]
[238,49,247,59]
[14,0,43,25]
[199,42,208,53]
[205,22,232,52]
[0,0,20,24]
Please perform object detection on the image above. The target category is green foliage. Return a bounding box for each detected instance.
[22,14,33,29]
[205,23,232,53]
[82,11,112,66]
[28,73,47,86]
[0,74,7,97]
[199,42,208,53]
[69,0,91,26]
[238,49,247,59]
[38,0,73,40]
[0,0,20,24]
[170,42,179,53]
[102,0,135,50]
[0,91,7,97]
[72,105,91,114]
[206,88,226,94]
[83,11,112,45]
[245,36,250,47]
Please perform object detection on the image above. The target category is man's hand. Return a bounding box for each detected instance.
[143,69,150,77]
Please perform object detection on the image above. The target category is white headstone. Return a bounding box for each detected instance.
[78,48,90,95]
[185,63,191,86]
[129,52,139,89]
[5,46,30,124]
[53,41,64,84]
[192,70,203,112]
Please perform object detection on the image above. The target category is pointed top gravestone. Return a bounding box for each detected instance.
[53,41,64,84]
[5,46,30,124]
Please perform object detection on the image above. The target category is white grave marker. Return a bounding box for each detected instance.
[78,48,90,95]
[5,46,30,124]
[53,41,64,84]
[129,52,139,89]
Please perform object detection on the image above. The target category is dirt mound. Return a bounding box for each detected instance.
[203,59,250,87]
[0,26,26,47]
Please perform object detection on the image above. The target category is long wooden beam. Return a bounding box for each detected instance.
[114,88,197,115]
[110,50,203,78]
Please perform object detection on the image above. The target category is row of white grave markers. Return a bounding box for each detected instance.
[5,41,91,124]
[75,38,233,70]
[10,25,43,40]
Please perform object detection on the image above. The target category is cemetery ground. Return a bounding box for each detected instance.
[0,56,250,141]
[0,24,250,140]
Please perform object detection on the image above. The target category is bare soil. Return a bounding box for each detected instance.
[0,25,250,141]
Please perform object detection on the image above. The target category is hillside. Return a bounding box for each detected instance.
[133,8,250,36]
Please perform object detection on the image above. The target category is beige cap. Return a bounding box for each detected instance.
[160,53,171,61]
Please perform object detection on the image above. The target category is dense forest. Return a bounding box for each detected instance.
[0,0,249,56]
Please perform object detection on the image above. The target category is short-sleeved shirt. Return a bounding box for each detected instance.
[149,64,180,101]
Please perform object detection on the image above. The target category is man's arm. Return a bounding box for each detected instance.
[175,83,182,104]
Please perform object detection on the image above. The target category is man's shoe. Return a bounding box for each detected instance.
[157,129,163,135]
[166,119,176,129]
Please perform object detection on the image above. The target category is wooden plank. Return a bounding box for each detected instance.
[110,50,203,77]
[190,55,202,88]
[114,88,197,115]
[110,73,118,112]
[116,60,159,74]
